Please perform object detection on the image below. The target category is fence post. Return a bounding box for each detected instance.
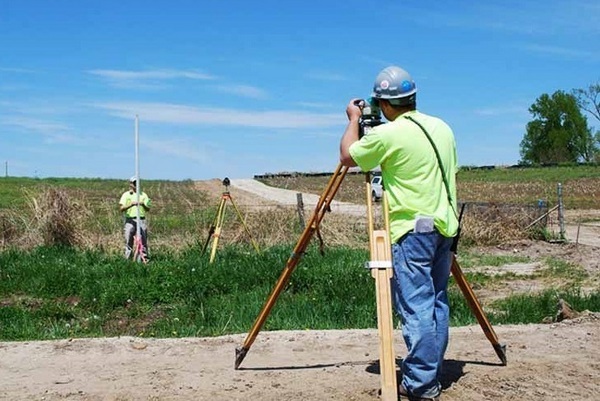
[296,193,305,228]
[557,182,566,241]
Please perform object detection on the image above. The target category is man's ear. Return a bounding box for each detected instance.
[379,99,388,110]
[379,99,390,116]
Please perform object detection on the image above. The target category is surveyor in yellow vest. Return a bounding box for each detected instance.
[119,176,151,260]
[340,66,458,401]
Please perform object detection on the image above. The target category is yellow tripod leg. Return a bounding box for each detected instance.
[365,173,397,400]
[229,194,261,254]
[369,230,397,401]
[234,163,349,369]
[209,198,227,263]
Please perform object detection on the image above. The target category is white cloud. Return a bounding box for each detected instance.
[305,72,348,81]
[0,99,86,115]
[1,117,77,143]
[88,68,216,89]
[474,106,528,116]
[2,117,70,133]
[517,44,598,60]
[89,69,215,80]
[295,101,336,109]
[213,84,268,99]
[406,1,600,36]
[0,67,38,74]
[93,102,342,128]
[144,138,211,163]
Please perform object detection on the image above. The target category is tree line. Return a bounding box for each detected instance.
[520,82,600,165]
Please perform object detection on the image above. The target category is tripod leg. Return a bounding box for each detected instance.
[234,163,349,369]
[201,225,215,255]
[202,199,224,255]
[365,173,397,400]
[209,198,227,264]
[229,195,260,254]
[369,230,397,400]
[451,256,507,365]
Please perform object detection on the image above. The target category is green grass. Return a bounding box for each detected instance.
[458,252,531,268]
[540,258,588,282]
[0,245,375,340]
[490,288,600,324]
[1,245,598,341]
[459,164,600,182]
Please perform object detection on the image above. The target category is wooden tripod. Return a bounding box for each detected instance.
[201,180,260,263]
[233,163,507,387]
[364,170,397,400]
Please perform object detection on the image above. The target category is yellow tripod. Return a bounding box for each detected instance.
[234,163,506,398]
[201,177,260,263]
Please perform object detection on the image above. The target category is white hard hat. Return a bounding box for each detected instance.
[129,176,137,183]
[371,66,417,105]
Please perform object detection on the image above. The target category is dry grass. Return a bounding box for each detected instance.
[31,188,84,247]
[459,203,536,246]
[1,188,102,249]
[195,206,370,251]
[0,175,568,252]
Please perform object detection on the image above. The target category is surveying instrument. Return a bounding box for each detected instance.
[201,177,260,263]
[233,100,507,400]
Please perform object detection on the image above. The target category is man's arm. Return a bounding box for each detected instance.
[141,194,151,211]
[119,193,137,212]
[119,202,137,212]
[339,99,362,167]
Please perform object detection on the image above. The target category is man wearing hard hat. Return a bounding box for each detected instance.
[340,66,459,401]
[119,176,152,260]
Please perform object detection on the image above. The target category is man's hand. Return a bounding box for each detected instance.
[346,98,363,122]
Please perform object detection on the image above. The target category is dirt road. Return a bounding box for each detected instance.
[1,314,598,401]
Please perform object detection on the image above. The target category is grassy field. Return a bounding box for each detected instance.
[1,245,597,341]
[1,165,599,341]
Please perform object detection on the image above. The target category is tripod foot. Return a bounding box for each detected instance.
[234,346,249,370]
[494,343,507,366]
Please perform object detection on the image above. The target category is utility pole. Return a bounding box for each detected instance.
[4,161,7,177]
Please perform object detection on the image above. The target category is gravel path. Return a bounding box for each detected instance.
[229,178,366,216]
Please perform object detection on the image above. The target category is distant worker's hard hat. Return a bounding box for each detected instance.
[371,66,417,105]
[129,176,137,183]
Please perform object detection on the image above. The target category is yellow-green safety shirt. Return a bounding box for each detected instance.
[119,191,151,219]
[349,110,459,242]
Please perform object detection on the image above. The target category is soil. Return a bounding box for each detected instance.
[1,180,599,401]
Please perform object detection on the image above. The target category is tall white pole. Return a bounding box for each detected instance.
[135,115,142,243]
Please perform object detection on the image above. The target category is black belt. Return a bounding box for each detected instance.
[126,217,145,221]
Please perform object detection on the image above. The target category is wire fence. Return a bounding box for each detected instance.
[0,187,566,253]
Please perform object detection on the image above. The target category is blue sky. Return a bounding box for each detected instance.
[1,0,599,180]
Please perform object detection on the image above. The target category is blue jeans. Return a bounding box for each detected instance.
[391,230,453,398]
[124,219,148,259]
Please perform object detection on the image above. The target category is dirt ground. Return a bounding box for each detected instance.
[1,181,599,401]
[1,315,599,401]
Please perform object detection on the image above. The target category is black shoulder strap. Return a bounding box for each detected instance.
[405,115,458,219]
